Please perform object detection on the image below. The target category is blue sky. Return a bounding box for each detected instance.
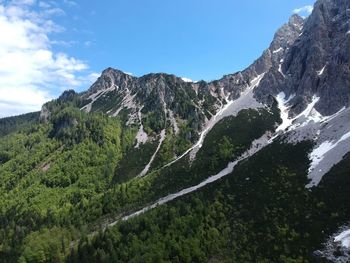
[0,0,315,117]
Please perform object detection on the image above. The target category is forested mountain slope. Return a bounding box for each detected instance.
[0,112,39,138]
[0,0,350,262]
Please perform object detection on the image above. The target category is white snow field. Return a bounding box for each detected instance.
[335,229,350,248]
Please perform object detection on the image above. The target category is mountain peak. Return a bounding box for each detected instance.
[102,67,115,74]
[269,14,304,51]
[101,67,133,78]
[288,14,304,27]
[86,67,135,96]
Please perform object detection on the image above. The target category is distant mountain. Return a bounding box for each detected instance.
[1,0,350,262]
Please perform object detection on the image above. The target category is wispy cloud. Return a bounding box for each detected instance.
[84,40,93,47]
[11,0,36,6]
[63,0,77,7]
[42,7,65,16]
[51,40,77,47]
[38,1,50,9]
[0,1,97,117]
[88,72,101,82]
[293,5,313,16]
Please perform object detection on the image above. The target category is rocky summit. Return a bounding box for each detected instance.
[256,0,350,116]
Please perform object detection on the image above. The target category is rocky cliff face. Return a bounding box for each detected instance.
[255,0,350,116]
[208,14,304,102]
[80,68,224,142]
[243,14,304,79]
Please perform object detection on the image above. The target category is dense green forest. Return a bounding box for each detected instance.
[68,142,350,263]
[1,91,349,263]
[0,112,40,138]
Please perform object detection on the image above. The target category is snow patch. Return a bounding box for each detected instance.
[181,77,193,83]
[275,92,295,132]
[122,71,133,76]
[292,96,321,128]
[278,60,285,77]
[307,128,350,187]
[275,94,322,132]
[317,65,326,76]
[308,141,337,173]
[272,47,284,54]
[335,229,350,248]
[339,130,350,143]
[316,226,350,262]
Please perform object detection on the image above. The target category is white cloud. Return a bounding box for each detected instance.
[38,1,50,9]
[42,7,65,16]
[11,0,36,6]
[0,1,96,118]
[51,40,77,47]
[293,5,313,16]
[88,72,101,82]
[0,87,48,117]
[63,0,77,7]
